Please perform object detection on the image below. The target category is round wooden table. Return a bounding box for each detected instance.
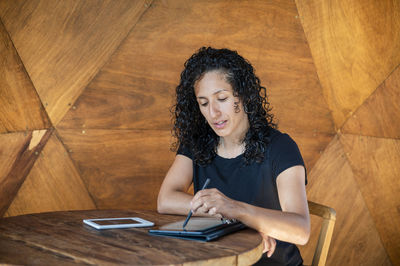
[0,209,263,265]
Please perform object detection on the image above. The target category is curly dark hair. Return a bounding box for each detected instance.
[172,47,276,165]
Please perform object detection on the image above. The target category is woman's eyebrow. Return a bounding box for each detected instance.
[213,89,229,95]
[197,89,229,99]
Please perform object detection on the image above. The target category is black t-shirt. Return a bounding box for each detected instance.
[178,129,306,266]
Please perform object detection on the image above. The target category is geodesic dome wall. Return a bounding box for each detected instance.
[0,0,399,265]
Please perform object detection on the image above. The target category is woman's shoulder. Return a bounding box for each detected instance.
[177,143,193,159]
[266,128,299,152]
[267,128,285,143]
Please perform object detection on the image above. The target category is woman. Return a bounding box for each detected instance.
[157,47,310,266]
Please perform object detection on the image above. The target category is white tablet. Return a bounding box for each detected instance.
[83,217,154,230]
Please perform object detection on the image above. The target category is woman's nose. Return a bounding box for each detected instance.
[209,102,220,119]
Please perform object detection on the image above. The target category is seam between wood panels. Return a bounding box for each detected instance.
[53,128,99,210]
[294,0,337,134]
[339,62,400,133]
[55,0,155,127]
[337,132,394,264]
[0,17,52,131]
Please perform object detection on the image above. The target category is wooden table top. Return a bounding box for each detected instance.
[0,209,263,265]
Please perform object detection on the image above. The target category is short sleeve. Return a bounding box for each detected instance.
[269,133,307,183]
[177,143,193,160]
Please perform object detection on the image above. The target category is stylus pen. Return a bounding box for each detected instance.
[182,178,211,229]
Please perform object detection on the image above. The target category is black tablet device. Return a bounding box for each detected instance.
[148,217,246,241]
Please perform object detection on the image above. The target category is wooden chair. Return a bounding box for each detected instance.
[307,201,336,266]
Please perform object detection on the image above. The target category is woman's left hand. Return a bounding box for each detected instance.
[260,232,277,257]
[190,188,239,219]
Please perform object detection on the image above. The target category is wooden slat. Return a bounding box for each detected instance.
[58,0,335,170]
[57,129,175,210]
[5,133,95,217]
[0,0,152,125]
[340,134,400,265]
[0,18,50,133]
[342,65,400,138]
[295,0,400,128]
[0,129,52,217]
[299,136,389,265]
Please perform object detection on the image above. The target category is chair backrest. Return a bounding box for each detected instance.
[307,201,336,266]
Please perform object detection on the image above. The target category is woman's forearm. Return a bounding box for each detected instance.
[157,190,193,215]
[234,201,310,245]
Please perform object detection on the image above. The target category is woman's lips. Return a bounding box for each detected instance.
[213,120,227,129]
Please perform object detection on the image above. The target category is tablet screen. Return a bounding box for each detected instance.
[159,217,224,232]
[94,219,141,226]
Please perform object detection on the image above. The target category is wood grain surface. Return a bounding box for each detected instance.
[296,0,400,128]
[0,209,263,265]
[340,134,400,265]
[58,74,175,130]
[57,129,175,210]
[58,0,334,170]
[0,1,398,265]
[0,132,29,186]
[0,0,152,125]
[299,136,389,266]
[5,134,95,217]
[0,19,50,133]
[0,129,52,217]
[342,65,400,138]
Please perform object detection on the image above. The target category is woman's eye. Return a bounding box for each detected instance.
[200,102,208,107]
[218,98,228,102]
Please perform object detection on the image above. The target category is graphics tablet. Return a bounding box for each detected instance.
[148,217,246,241]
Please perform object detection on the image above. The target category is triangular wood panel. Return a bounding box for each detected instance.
[299,136,389,265]
[58,0,335,170]
[342,65,400,138]
[58,75,175,130]
[286,131,334,173]
[340,134,400,265]
[0,0,152,125]
[0,19,50,133]
[5,134,95,217]
[0,132,30,189]
[0,129,52,217]
[57,129,175,210]
[296,0,400,129]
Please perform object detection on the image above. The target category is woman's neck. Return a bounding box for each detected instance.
[217,138,245,158]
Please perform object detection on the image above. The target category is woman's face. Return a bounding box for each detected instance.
[194,71,249,142]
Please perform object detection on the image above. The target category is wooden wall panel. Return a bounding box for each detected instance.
[342,65,400,138]
[0,0,152,125]
[0,19,49,133]
[58,0,335,170]
[340,134,400,265]
[296,0,400,128]
[0,132,30,190]
[57,129,175,210]
[289,132,334,173]
[299,136,389,266]
[5,134,95,217]
[58,75,175,130]
[0,129,52,217]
